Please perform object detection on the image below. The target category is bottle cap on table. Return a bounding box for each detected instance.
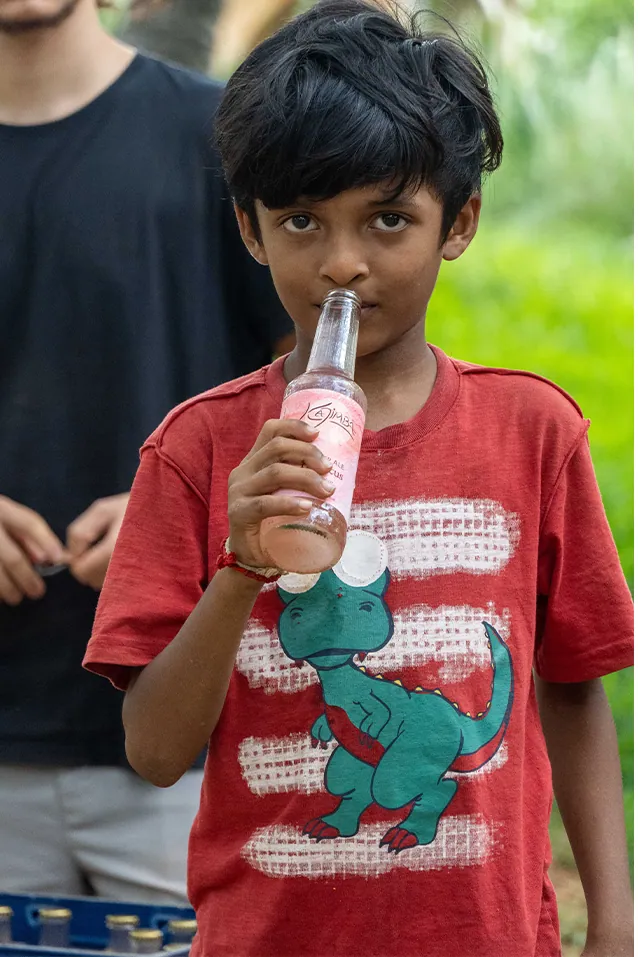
[39,908,72,919]
[0,907,13,916]
[131,930,163,940]
[166,921,197,932]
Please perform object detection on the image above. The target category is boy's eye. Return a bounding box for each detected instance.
[282,214,318,233]
[372,213,408,232]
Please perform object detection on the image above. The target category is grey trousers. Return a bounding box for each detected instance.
[0,766,204,904]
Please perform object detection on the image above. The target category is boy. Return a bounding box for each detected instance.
[84,1,634,954]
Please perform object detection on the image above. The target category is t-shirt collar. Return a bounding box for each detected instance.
[265,343,459,451]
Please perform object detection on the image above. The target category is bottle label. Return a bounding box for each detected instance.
[281,388,365,522]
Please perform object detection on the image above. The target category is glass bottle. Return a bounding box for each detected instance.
[166,919,197,945]
[38,907,72,948]
[0,906,13,944]
[130,929,164,954]
[260,288,367,573]
[105,914,140,953]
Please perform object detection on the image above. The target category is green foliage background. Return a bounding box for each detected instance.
[426,0,633,874]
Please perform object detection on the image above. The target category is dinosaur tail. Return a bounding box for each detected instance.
[450,622,514,774]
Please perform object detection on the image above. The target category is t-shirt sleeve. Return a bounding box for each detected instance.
[534,431,633,682]
[83,442,210,691]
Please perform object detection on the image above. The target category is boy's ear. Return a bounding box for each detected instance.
[441,194,482,262]
[234,203,269,266]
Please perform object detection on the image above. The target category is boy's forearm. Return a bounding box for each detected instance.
[536,676,633,952]
[123,568,263,787]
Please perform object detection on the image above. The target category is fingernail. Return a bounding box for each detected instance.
[297,499,314,511]
[321,480,336,494]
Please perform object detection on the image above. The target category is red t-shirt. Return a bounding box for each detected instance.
[84,347,633,957]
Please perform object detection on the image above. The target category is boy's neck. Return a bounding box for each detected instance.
[0,3,135,126]
[284,321,438,432]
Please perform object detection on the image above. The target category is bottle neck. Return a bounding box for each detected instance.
[306,291,361,380]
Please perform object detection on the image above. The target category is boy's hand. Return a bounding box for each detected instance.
[67,493,130,590]
[227,418,334,568]
[0,495,67,605]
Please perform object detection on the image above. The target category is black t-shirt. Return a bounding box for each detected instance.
[0,54,291,766]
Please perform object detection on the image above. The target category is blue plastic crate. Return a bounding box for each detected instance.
[0,893,194,955]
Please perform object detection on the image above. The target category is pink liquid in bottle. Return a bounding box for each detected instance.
[260,289,366,573]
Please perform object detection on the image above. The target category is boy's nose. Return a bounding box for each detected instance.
[319,243,370,288]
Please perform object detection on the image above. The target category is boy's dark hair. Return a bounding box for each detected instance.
[216,0,503,243]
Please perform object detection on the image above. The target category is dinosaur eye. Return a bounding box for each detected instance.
[290,608,303,621]
[359,601,374,612]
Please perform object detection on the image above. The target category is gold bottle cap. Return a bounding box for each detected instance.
[130,929,163,940]
[39,908,72,920]
[166,920,197,931]
[0,906,13,917]
[106,914,141,927]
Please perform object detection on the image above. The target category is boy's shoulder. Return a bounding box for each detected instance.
[451,353,587,432]
[142,364,276,483]
[152,365,273,441]
[453,354,583,413]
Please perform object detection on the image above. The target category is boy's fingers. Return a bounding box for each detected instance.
[241,463,335,499]
[249,437,331,474]
[235,494,316,526]
[247,418,318,457]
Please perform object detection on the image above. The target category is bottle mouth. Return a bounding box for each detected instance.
[323,288,362,308]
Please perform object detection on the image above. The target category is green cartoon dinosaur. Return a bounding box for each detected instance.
[277,564,513,853]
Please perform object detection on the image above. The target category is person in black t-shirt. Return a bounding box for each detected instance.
[0,0,292,902]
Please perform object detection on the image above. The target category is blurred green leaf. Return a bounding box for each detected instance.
[430,223,633,588]
[430,222,633,869]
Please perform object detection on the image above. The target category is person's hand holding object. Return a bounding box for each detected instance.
[67,493,130,590]
[0,495,67,605]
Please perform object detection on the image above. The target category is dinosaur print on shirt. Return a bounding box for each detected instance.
[276,530,514,853]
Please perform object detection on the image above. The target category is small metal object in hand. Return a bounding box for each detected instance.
[34,562,68,577]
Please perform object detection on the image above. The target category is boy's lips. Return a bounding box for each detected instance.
[313,301,377,314]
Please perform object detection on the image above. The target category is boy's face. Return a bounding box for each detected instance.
[236,183,480,358]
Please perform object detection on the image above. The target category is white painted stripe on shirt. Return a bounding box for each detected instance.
[350,497,520,579]
[236,605,509,693]
[238,733,331,795]
[241,815,496,878]
[238,733,508,796]
[260,498,520,590]
[369,604,510,682]
[238,618,314,695]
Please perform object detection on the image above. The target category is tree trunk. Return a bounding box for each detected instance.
[117,0,222,74]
